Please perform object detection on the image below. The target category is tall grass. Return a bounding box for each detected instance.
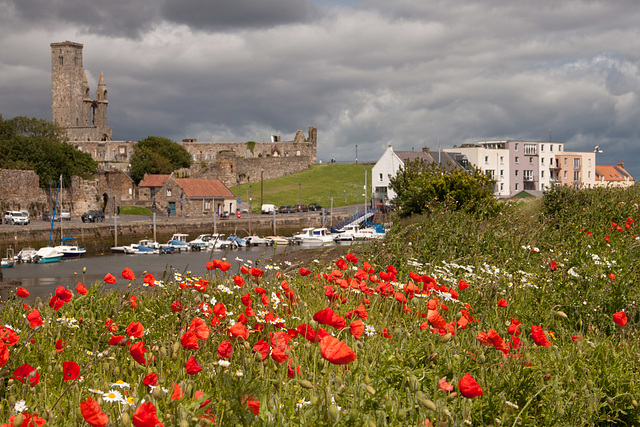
[1,185,639,425]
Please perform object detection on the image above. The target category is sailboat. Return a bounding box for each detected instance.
[35,175,65,264]
[54,237,86,258]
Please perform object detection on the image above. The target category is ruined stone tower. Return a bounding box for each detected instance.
[51,41,112,142]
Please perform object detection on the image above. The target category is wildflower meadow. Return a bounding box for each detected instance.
[1,185,639,426]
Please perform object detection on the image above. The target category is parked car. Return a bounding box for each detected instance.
[4,211,29,225]
[43,211,61,222]
[308,203,323,211]
[81,210,105,223]
[60,209,71,221]
[294,204,309,212]
[278,205,295,214]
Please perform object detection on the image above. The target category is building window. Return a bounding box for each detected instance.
[59,56,63,66]
[574,171,580,181]
[167,189,172,197]
[559,145,562,152]
[550,145,553,152]
[515,156,519,164]
[500,156,504,163]
[205,201,211,210]
[486,170,495,179]
[564,171,568,179]
[500,183,504,191]
[514,143,518,150]
[564,158,567,166]
[588,158,591,167]
[515,183,519,191]
[541,158,544,165]
[588,171,591,179]
[524,144,536,155]
[515,170,519,176]
[541,171,545,178]
[379,173,383,181]
[574,158,580,169]
[529,157,533,164]
[500,169,504,177]
[541,144,544,152]
[485,156,489,163]
[524,170,533,181]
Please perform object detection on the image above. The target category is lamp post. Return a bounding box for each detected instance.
[298,183,301,206]
[355,145,358,164]
[248,184,252,235]
[260,169,264,209]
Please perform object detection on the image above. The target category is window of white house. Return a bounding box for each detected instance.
[550,145,554,151]
[541,171,545,178]
[524,170,533,181]
[500,156,504,163]
[167,189,172,197]
[588,171,591,178]
[541,144,544,152]
[541,158,544,165]
[500,169,504,176]
[559,145,562,152]
[500,183,504,191]
[588,158,591,167]
[574,171,580,181]
[485,156,489,163]
[379,173,383,181]
[574,158,580,169]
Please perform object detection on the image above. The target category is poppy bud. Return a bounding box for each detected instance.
[14,414,23,427]
[121,412,131,425]
[556,311,568,319]
[328,404,339,421]
[83,267,86,273]
[152,386,161,399]
[447,391,458,401]
[422,398,436,411]
[300,380,314,389]
[364,375,371,385]
[441,333,452,343]
[180,421,189,427]
[365,385,376,395]
[310,395,318,405]
[632,399,638,408]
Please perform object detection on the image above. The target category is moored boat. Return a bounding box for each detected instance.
[14,247,37,263]
[292,227,335,244]
[1,248,15,268]
[33,247,64,264]
[54,237,86,258]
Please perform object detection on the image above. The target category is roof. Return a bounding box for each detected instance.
[172,178,235,199]
[138,174,170,188]
[596,165,634,182]
[395,150,468,172]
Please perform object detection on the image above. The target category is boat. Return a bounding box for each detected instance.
[207,234,228,250]
[14,247,37,263]
[123,239,168,255]
[333,223,386,241]
[292,227,335,244]
[162,233,191,252]
[264,236,293,246]
[1,248,14,268]
[54,237,86,258]
[33,247,64,264]
[189,234,215,250]
[214,236,247,250]
[245,235,275,246]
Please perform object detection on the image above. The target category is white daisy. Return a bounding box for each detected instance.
[103,390,123,402]
[111,380,130,388]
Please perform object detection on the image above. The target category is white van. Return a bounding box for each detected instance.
[261,204,276,214]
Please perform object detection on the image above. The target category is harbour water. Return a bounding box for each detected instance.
[2,242,353,302]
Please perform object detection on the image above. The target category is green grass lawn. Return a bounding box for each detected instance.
[231,163,373,212]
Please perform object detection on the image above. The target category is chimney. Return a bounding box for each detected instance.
[422,147,430,153]
[618,160,624,168]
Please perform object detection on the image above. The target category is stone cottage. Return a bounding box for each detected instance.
[153,175,237,217]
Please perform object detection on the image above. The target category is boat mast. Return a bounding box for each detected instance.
[48,175,62,247]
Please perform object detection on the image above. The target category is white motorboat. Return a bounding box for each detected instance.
[264,236,292,246]
[292,227,335,244]
[334,223,386,241]
[207,234,228,250]
[1,248,15,268]
[162,233,191,252]
[189,234,214,249]
[14,247,37,263]
[54,237,86,258]
[213,236,247,250]
[33,247,64,264]
[123,239,164,255]
[245,235,274,247]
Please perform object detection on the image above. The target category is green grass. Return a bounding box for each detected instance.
[231,163,373,212]
[120,206,153,216]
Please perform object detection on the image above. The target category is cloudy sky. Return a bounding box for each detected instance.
[1,0,639,177]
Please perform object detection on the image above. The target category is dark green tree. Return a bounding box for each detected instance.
[0,115,97,187]
[129,136,191,182]
[389,159,498,218]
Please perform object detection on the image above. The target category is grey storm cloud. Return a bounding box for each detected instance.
[1,0,640,177]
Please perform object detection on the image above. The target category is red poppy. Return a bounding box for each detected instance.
[379,328,393,339]
[220,261,231,272]
[548,260,557,271]
[49,295,65,311]
[212,302,227,319]
[346,252,358,263]
[129,295,138,309]
[438,376,454,392]
[218,340,233,359]
[252,339,270,361]
[427,309,447,329]
[171,382,184,401]
[572,335,583,342]
[63,361,80,381]
[81,397,109,427]
[458,280,469,290]
[143,273,155,286]
[104,318,117,332]
[126,322,145,338]
[132,402,164,427]
[240,265,249,274]
[108,335,130,347]
[0,342,8,368]
[171,300,182,312]
[186,356,202,375]
[613,311,628,327]
[16,287,29,298]
[4,413,46,427]
[181,331,199,350]
[530,325,551,347]
[246,397,260,416]
[271,347,289,363]
[130,341,148,365]
[458,373,483,398]
[76,282,88,295]
[26,309,43,329]
[497,299,508,308]
[55,286,73,302]
[336,258,347,271]
[349,320,364,340]
[609,273,616,281]
[104,273,117,284]
[143,372,158,387]
[249,267,264,277]
[189,317,210,340]
[319,335,357,365]
[13,364,40,385]
[229,323,250,340]
[234,275,244,287]
[55,339,66,353]
[122,267,135,281]
[299,267,311,276]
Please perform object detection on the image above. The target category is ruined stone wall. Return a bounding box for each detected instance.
[68,140,135,162]
[0,170,48,216]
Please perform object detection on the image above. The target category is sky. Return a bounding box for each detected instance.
[1,0,639,177]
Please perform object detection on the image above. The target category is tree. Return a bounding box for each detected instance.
[129,136,191,183]
[389,159,498,218]
[0,116,97,187]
